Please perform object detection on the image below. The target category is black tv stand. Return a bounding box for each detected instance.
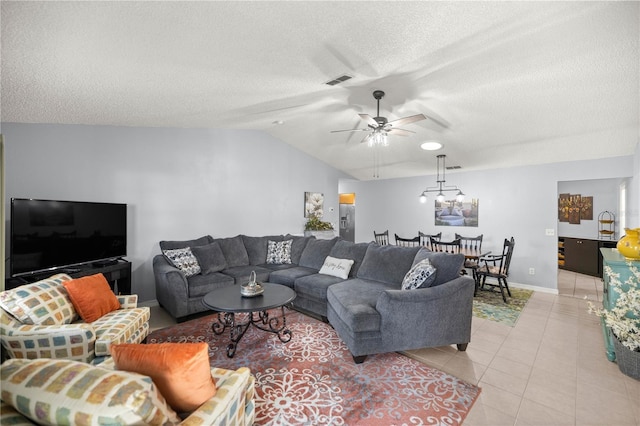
[93,259,119,268]
[6,259,132,295]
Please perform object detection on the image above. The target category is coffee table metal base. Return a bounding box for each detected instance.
[212,306,292,358]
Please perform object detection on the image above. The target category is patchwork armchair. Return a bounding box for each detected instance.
[0,358,256,425]
[0,273,150,364]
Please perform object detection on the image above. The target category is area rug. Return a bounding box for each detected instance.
[147,310,481,425]
[473,287,533,327]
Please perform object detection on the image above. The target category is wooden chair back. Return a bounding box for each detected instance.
[419,231,441,249]
[430,237,461,253]
[394,234,421,247]
[373,230,389,246]
[455,233,483,252]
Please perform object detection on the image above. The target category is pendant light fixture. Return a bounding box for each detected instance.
[419,155,465,203]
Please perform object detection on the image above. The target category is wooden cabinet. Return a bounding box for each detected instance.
[600,249,640,361]
[562,237,599,276]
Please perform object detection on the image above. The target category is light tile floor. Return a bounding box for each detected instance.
[148,269,639,425]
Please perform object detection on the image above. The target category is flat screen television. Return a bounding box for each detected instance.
[10,198,127,277]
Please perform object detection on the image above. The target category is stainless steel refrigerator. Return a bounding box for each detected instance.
[339,203,355,242]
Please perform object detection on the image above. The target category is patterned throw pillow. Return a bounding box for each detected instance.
[163,247,201,277]
[0,273,77,325]
[0,358,181,425]
[402,258,437,290]
[266,240,293,264]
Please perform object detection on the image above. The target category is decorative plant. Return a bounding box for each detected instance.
[304,213,334,231]
[588,264,640,352]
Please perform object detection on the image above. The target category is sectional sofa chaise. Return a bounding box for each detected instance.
[153,234,475,362]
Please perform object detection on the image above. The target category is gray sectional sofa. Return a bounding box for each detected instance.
[153,234,475,362]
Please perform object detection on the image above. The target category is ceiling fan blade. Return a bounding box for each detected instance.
[387,128,414,136]
[359,114,379,128]
[387,114,427,128]
[330,128,370,133]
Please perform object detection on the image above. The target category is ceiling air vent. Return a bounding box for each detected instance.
[325,74,353,86]
[446,165,462,170]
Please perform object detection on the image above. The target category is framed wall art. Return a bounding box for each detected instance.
[304,192,324,218]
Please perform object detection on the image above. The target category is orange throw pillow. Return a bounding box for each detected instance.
[63,274,121,322]
[111,342,217,413]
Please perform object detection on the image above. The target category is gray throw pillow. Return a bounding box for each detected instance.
[192,242,228,274]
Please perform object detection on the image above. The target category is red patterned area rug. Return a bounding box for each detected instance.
[147,309,481,426]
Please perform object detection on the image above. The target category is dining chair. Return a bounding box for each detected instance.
[373,230,389,246]
[394,233,421,247]
[455,233,484,280]
[430,237,461,254]
[476,237,515,303]
[419,231,441,249]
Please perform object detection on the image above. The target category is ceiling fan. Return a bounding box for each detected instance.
[331,90,427,146]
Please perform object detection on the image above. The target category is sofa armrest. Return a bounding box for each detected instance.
[153,254,190,314]
[117,294,138,309]
[182,367,255,426]
[375,276,475,345]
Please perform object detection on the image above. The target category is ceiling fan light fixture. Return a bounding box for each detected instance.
[421,141,443,151]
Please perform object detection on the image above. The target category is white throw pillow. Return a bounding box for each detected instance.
[266,240,293,264]
[402,258,437,290]
[319,256,354,279]
[163,247,201,277]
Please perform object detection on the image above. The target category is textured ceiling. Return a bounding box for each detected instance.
[1,1,638,180]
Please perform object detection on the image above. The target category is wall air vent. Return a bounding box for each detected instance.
[325,74,353,86]
[446,165,462,170]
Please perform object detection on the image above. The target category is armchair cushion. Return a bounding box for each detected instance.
[63,274,121,323]
[0,274,76,325]
[112,342,217,413]
[0,358,181,425]
[413,248,466,286]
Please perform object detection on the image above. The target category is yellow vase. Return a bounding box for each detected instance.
[617,228,640,260]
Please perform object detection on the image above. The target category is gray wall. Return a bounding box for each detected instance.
[2,123,350,301]
[339,154,637,292]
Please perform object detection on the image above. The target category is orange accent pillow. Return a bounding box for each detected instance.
[111,342,217,413]
[63,273,121,322]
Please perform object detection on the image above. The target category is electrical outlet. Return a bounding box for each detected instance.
[545,229,555,236]
[529,268,535,275]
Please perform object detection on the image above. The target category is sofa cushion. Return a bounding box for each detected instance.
[326,279,391,333]
[328,240,371,277]
[266,240,293,264]
[112,342,217,413]
[63,274,121,323]
[298,237,338,270]
[401,258,437,290]
[294,273,344,303]
[318,256,354,279]
[221,265,271,285]
[412,248,466,286]
[192,242,228,274]
[268,266,317,288]
[242,235,283,265]
[0,358,181,425]
[159,235,213,251]
[163,247,202,277]
[93,307,151,356]
[215,235,250,268]
[284,234,312,264]
[0,274,76,325]
[185,272,235,298]
[357,245,421,285]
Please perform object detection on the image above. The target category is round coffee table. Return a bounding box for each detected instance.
[202,282,296,358]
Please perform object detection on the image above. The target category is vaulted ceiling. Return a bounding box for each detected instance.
[2,1,638,180]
